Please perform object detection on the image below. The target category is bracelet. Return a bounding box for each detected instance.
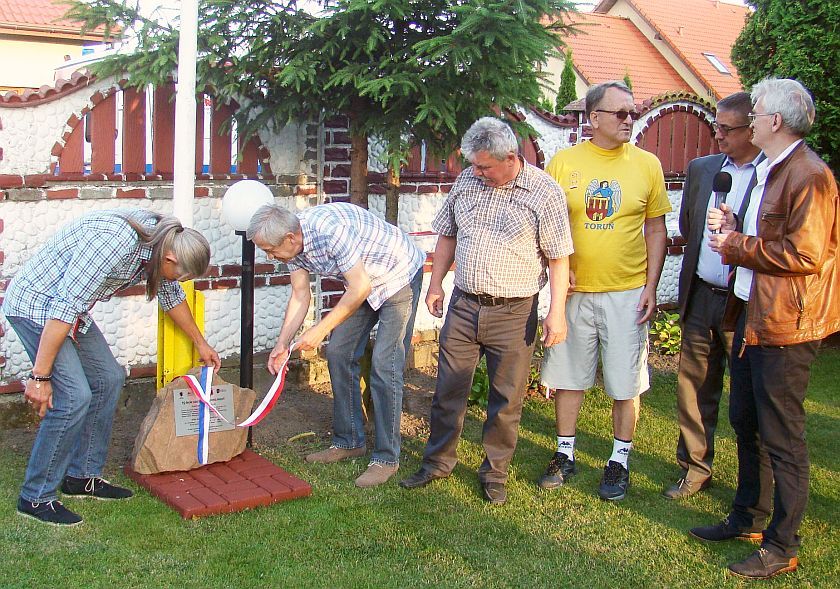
[28,373,52,382]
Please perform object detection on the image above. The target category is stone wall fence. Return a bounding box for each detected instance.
[0,74,715,393]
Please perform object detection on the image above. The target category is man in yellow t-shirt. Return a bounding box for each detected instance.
[538,81,671,501]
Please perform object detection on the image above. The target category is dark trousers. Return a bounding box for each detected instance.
[675,282,733,482]
[422,289,538,483]
[729,311,819,557]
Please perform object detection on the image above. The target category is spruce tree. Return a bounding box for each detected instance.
[67,0,579,222]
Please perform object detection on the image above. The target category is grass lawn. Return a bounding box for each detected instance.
[1,350,837,588]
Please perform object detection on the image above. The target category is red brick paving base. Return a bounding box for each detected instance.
[124,450,312,519]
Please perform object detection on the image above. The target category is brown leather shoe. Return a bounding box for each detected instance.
[662,476,711,500]
[481,481,507,505]
[305,446,366,464]
[355,463,399,488]
[728,548,798,580]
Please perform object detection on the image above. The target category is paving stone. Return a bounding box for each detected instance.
[125,449,311,519]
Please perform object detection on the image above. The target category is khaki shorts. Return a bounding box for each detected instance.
[541,287,650,400]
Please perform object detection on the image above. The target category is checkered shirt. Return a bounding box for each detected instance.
[2,209,185,333]
[286,203,425,310]
[433,160,573,297]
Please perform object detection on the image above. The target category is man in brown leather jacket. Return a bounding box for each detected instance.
[691,78,839,580]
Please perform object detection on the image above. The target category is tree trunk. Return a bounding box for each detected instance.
[384,162,400,226]
[348,109,368,208]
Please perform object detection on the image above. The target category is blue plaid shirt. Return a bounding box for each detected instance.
[286,203,425,310]
[2,209,185,333]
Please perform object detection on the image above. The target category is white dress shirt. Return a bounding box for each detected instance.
[696,154,763,287]
[733,140,803,301]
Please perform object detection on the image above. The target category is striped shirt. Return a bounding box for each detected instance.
[2,209,185,333]
[286,203,425,310]
[433,160,573,297]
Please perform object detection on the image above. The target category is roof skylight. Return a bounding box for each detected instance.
[703,53,731,75]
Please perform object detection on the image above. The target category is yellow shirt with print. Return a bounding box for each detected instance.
[546,140,671,292]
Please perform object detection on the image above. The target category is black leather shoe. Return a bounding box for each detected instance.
[662,476,711,500]
[399,469,446,489]
[537,452,576,489]
[728,548,798,580]
[481,481,507,505]
[689,516,763,542]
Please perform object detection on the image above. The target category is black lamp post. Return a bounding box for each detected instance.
[222,181,273,446]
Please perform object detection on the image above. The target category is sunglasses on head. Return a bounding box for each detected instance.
[594,109,640,121]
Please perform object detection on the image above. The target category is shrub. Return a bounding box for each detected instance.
[649,310,682,355]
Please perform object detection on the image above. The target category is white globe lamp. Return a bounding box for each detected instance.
[221,179,274,232]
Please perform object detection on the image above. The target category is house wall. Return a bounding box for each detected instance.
[603,0,711,99]
[542,52,589,108]
[0,36,90,90]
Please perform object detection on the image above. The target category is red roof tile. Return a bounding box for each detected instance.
[0,0,105,39]
[561,12,693,101]
[595,0,750,98]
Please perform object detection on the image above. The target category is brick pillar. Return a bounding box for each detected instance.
[321,116,351,203]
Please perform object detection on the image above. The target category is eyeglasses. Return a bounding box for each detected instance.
[712,122,750,135]
[747,112,777,122]
[594,109,640,121]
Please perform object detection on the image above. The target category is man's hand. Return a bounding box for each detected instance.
[542,312,567,347]
[568,269,576,292]
[708,231,734,255]
[636,285,657,324]
[708,202,737,233]
[426,284,446,318]
[25,378,53,418]
[197,342,221,372]
[295,325,328,353]
[267,339,292,375]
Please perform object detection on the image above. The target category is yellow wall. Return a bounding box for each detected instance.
[0,36,89,89]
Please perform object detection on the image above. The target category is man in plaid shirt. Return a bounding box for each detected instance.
[3,209,219,526]
[248,202,424,488]
[400,117,573,505]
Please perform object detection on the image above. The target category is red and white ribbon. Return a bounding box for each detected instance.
[181,343,296,463]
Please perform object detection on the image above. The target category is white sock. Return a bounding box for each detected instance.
[609,438,632,468]
[556,435,575,460]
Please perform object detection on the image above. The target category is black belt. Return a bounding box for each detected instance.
[698,279,728,296]
[458,288,528,306]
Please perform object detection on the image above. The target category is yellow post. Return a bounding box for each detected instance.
[157,281,205,388]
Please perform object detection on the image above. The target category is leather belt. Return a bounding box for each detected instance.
[698,279,728,296]
[458,288,528,306]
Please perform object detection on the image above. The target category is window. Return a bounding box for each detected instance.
[703,53,731,75]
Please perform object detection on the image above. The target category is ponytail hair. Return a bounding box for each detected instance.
[121,212,211,300]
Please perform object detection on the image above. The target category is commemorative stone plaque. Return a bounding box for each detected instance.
[173,384,236,436]
[130,370,256,474]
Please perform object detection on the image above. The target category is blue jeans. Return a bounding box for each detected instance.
[324,269,422,465]
[7,316,125,503]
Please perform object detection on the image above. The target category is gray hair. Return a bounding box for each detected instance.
[246,204,301,246]
[751,78,815,136]
[122,211,211,300]
[460,117,519,161]
[585,81,633,119]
